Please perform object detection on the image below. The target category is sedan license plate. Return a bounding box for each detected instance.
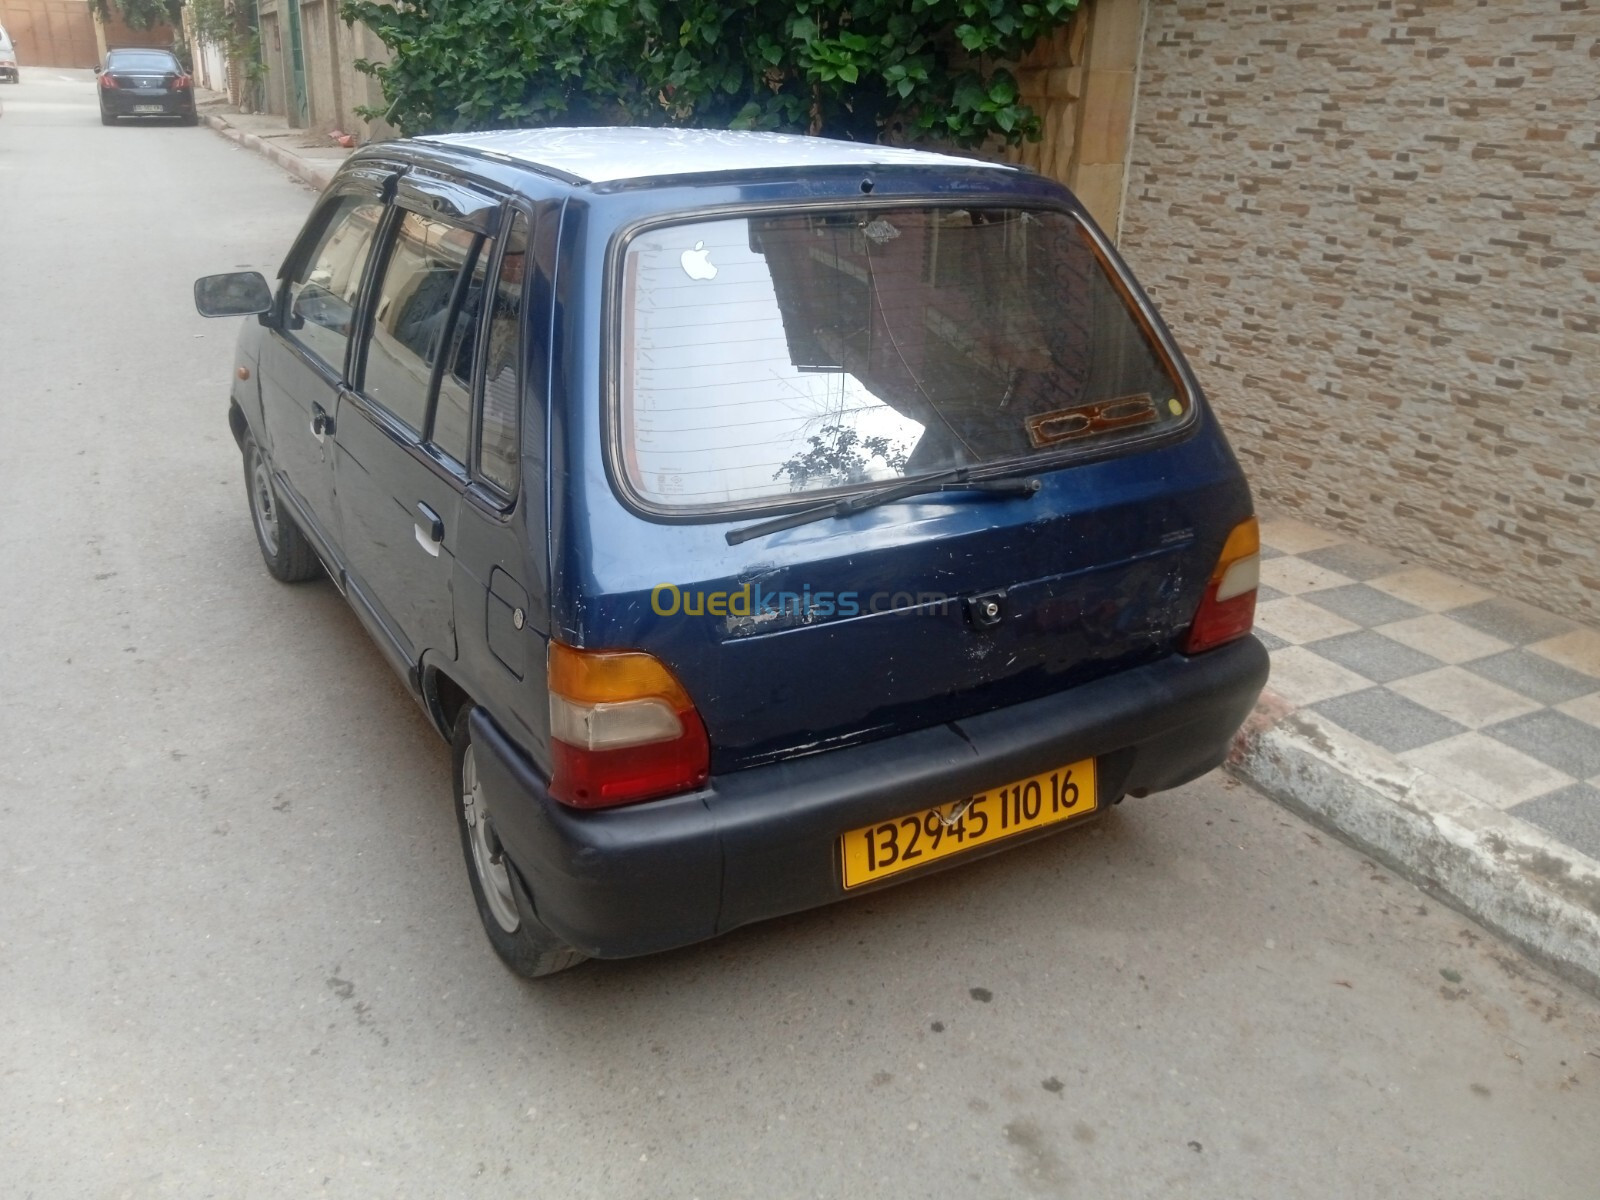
[840,759,1097,889]
[133,104,165,113]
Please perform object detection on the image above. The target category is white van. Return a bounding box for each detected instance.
[0,22,18,83]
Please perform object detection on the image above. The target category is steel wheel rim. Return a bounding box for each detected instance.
[250,452,280,557]
[463,745,521,934]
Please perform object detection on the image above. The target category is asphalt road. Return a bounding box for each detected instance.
[3,68,1600,1200]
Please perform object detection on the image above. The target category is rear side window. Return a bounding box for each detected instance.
[362,210,479,434]
[615,207,1189,514]
[477,211,528,496]
[429,228,495,466]
[283,195,383,375]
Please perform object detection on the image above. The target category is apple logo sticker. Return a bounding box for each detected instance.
[680,241,718,281]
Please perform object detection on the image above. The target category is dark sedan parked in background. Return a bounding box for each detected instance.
[97,48,197,125]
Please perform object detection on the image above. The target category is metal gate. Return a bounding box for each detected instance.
[0,0,98,69]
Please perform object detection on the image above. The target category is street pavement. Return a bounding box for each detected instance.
[4,67,1600,1199]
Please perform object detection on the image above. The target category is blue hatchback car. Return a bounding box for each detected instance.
[194,128,1268,976]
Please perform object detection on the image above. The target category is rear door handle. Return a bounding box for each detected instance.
[415,502,444,556]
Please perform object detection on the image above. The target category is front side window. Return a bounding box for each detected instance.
[361,210,479,435]
[283,194,383,375]
[615,207,1190,514]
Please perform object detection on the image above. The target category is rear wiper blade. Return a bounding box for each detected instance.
[725,468,1041,546]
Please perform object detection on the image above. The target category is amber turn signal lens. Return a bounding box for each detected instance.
[547,643,694,709]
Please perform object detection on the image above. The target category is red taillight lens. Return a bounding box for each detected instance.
[99,72,117,90]
[173,74,192,90]
[546,643,710,808]
[1182,517,1260,654]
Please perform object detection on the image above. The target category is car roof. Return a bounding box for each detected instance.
[420,127,1016,187]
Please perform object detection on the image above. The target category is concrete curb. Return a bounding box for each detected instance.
[203,111,336,192]
[1228,688,1600,997]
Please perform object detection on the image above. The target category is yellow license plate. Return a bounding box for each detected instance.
[840,759,1097,889]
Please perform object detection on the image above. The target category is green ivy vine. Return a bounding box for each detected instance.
[338,0,1080,145]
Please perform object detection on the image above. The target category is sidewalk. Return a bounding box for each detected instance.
[197,88,353,191]
[1234,515,1600,995]
[194,98,1600,995]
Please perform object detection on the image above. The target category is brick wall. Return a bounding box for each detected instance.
[1119,0,1600,622]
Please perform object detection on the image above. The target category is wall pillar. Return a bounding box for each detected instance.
[1007,0,1147,239]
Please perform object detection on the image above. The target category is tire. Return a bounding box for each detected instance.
[180,112,199,126]
[242,434,322,583]
[453,706,586,979]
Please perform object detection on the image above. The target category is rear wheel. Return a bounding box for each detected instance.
[454,706,586,979]
[180,112,198,126]
[243,434,321,583]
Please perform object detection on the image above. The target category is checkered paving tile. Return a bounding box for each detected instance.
[1304,584,1427,629]
[1464,650,1599,706]
[1509,785,1600,863]
[1256,517,1600,853]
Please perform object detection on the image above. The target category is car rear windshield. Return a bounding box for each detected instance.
[109,52,178,71]
[614,206,1190,515]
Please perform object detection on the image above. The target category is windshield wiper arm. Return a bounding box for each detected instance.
[725,468,1041,546]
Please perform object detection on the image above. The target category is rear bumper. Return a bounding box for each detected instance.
[102,92,194,116]
[474,636,1269,960]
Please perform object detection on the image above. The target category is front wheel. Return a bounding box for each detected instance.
[242,433,321,582]
[453,707,585,978]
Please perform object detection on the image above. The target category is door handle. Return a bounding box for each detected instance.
[414,502,444,556]
[310,402,335,441]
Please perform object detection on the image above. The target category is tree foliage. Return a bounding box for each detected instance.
[339,0,1080,144]
[775,424,912,490]
[89,0,182,33]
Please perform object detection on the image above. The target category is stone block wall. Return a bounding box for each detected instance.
[1119,0,1600,621]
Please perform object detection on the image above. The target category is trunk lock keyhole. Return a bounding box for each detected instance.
[967,590,1006,629]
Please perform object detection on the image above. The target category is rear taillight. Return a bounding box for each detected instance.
[173,73,192,90]
[547,643,710,809]
[1182,516,1260,654]
[99,72,117,90]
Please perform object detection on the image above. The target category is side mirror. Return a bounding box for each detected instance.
[194,271,273,318]
[93,66,102,75]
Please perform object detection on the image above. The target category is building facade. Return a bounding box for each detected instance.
[251,0,389,136]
